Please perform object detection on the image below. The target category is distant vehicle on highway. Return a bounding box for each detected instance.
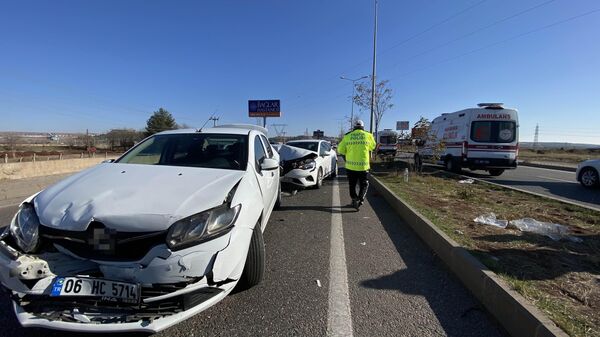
[0,124,281,333]
[377,129,398,156]
[279,139,337,189]
[415,103,519,176]
[576,159,600,188]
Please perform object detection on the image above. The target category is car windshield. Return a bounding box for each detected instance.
[117,133,248,170]
[287,141,319,152]
[470,121,516,143]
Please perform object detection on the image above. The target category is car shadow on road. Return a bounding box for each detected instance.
[276,205,356,214]
[358,190,506,337]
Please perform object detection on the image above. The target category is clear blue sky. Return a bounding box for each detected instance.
[1,0,599,144]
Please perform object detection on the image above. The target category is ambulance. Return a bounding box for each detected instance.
[415,103,519,176]
[377,129,398,156]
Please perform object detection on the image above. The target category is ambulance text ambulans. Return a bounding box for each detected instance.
[415,103,519,176]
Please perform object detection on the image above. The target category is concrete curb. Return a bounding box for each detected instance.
[519,162,577,173]
[369,174,569,337]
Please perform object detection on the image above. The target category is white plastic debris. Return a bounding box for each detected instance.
[474,213,509,229]
[316,279,322,287]
[360,242,366,246]
[509,218,571,241]
[458,178,475,184]
[404,168,409,182]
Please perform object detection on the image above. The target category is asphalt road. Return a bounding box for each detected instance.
[465,165,600,211]
[0,168,505,337]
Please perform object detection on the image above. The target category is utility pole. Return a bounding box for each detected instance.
[369,0,378,135]
[209,116,219,127]
[533,124,539,149]
[340,75,368,129]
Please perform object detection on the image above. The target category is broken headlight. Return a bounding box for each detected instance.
[294,159,316,171]
[166,204,241,250]
[9,203,41,253]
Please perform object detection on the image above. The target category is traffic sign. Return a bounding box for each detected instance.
[249,100,281,117]
[396,121,409,131]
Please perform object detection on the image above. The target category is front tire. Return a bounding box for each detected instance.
[274,183,282,209]
[314,167,323,189]
[330,161,338,178]
[444,156,461,173]
[239,222,265,289]
[580,167,599,188]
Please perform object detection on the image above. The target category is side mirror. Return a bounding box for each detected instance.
[102,159,115,163]
[260,158,279,171]
[323,151,331,156]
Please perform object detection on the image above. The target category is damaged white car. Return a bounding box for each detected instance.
[0,125,281,333]
[279,140,337,189]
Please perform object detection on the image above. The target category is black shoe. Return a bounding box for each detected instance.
[352,199,360,210]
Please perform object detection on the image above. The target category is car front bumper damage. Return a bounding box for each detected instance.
[0,227,247,333]
[281,168,317,187]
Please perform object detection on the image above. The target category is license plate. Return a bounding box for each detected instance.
[50,277,140,303]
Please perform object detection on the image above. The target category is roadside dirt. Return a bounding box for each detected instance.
[373,163,599,337]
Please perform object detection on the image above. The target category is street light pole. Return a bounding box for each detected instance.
[369,0,378,135]
[340,75,368,130]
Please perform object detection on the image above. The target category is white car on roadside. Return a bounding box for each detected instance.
[0,125,281,333]
[279,139,337,189]
[576,159,600,188]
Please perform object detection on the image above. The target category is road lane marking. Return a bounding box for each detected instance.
[327,178,354,337]
[536,175,577,184]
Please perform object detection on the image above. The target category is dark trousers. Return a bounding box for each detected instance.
[346,169,369,201]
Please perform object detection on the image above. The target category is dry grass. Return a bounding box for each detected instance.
[520,148,599,165]
[374,167,600,337]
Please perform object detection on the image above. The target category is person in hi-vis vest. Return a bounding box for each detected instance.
[337,120,376,210]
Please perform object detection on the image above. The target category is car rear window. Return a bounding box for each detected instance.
[471,121,516,143]
[117,133,248,170]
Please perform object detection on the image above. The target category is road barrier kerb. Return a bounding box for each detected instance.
[369,174,569,337]
[519,162,577,173]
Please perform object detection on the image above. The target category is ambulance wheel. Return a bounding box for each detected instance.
[444,156,461,173]
[489,169,505,177]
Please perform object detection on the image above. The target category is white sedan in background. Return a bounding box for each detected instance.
[577,159,600,188]
[0,125,281,333]
[279,140,337,189]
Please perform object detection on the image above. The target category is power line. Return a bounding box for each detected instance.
[388,0,557,71]
[390,7,600,80]
[285,0,490,110]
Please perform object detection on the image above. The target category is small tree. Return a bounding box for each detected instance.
[145,108,177,136]
[353,79,394,140]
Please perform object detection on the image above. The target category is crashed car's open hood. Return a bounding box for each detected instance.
[278,144,318,162]
[34,163,245,232]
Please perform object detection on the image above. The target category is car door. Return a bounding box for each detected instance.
[318,141,331,176]
[253,135,278,213]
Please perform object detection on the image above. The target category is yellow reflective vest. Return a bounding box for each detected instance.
[337,129,376,171]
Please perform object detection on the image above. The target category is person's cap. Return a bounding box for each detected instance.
[355,119,364,127]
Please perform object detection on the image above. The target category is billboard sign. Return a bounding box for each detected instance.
[396,121,409,131]
[313,130,324,138]
[249,100,281,117]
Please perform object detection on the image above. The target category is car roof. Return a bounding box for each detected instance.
[155,126,260,136]
[287,139,325,143]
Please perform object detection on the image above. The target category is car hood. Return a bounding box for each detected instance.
[278,144,318,162]
[34,163,245,232]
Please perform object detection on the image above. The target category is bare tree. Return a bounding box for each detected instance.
[353,79,394,139]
